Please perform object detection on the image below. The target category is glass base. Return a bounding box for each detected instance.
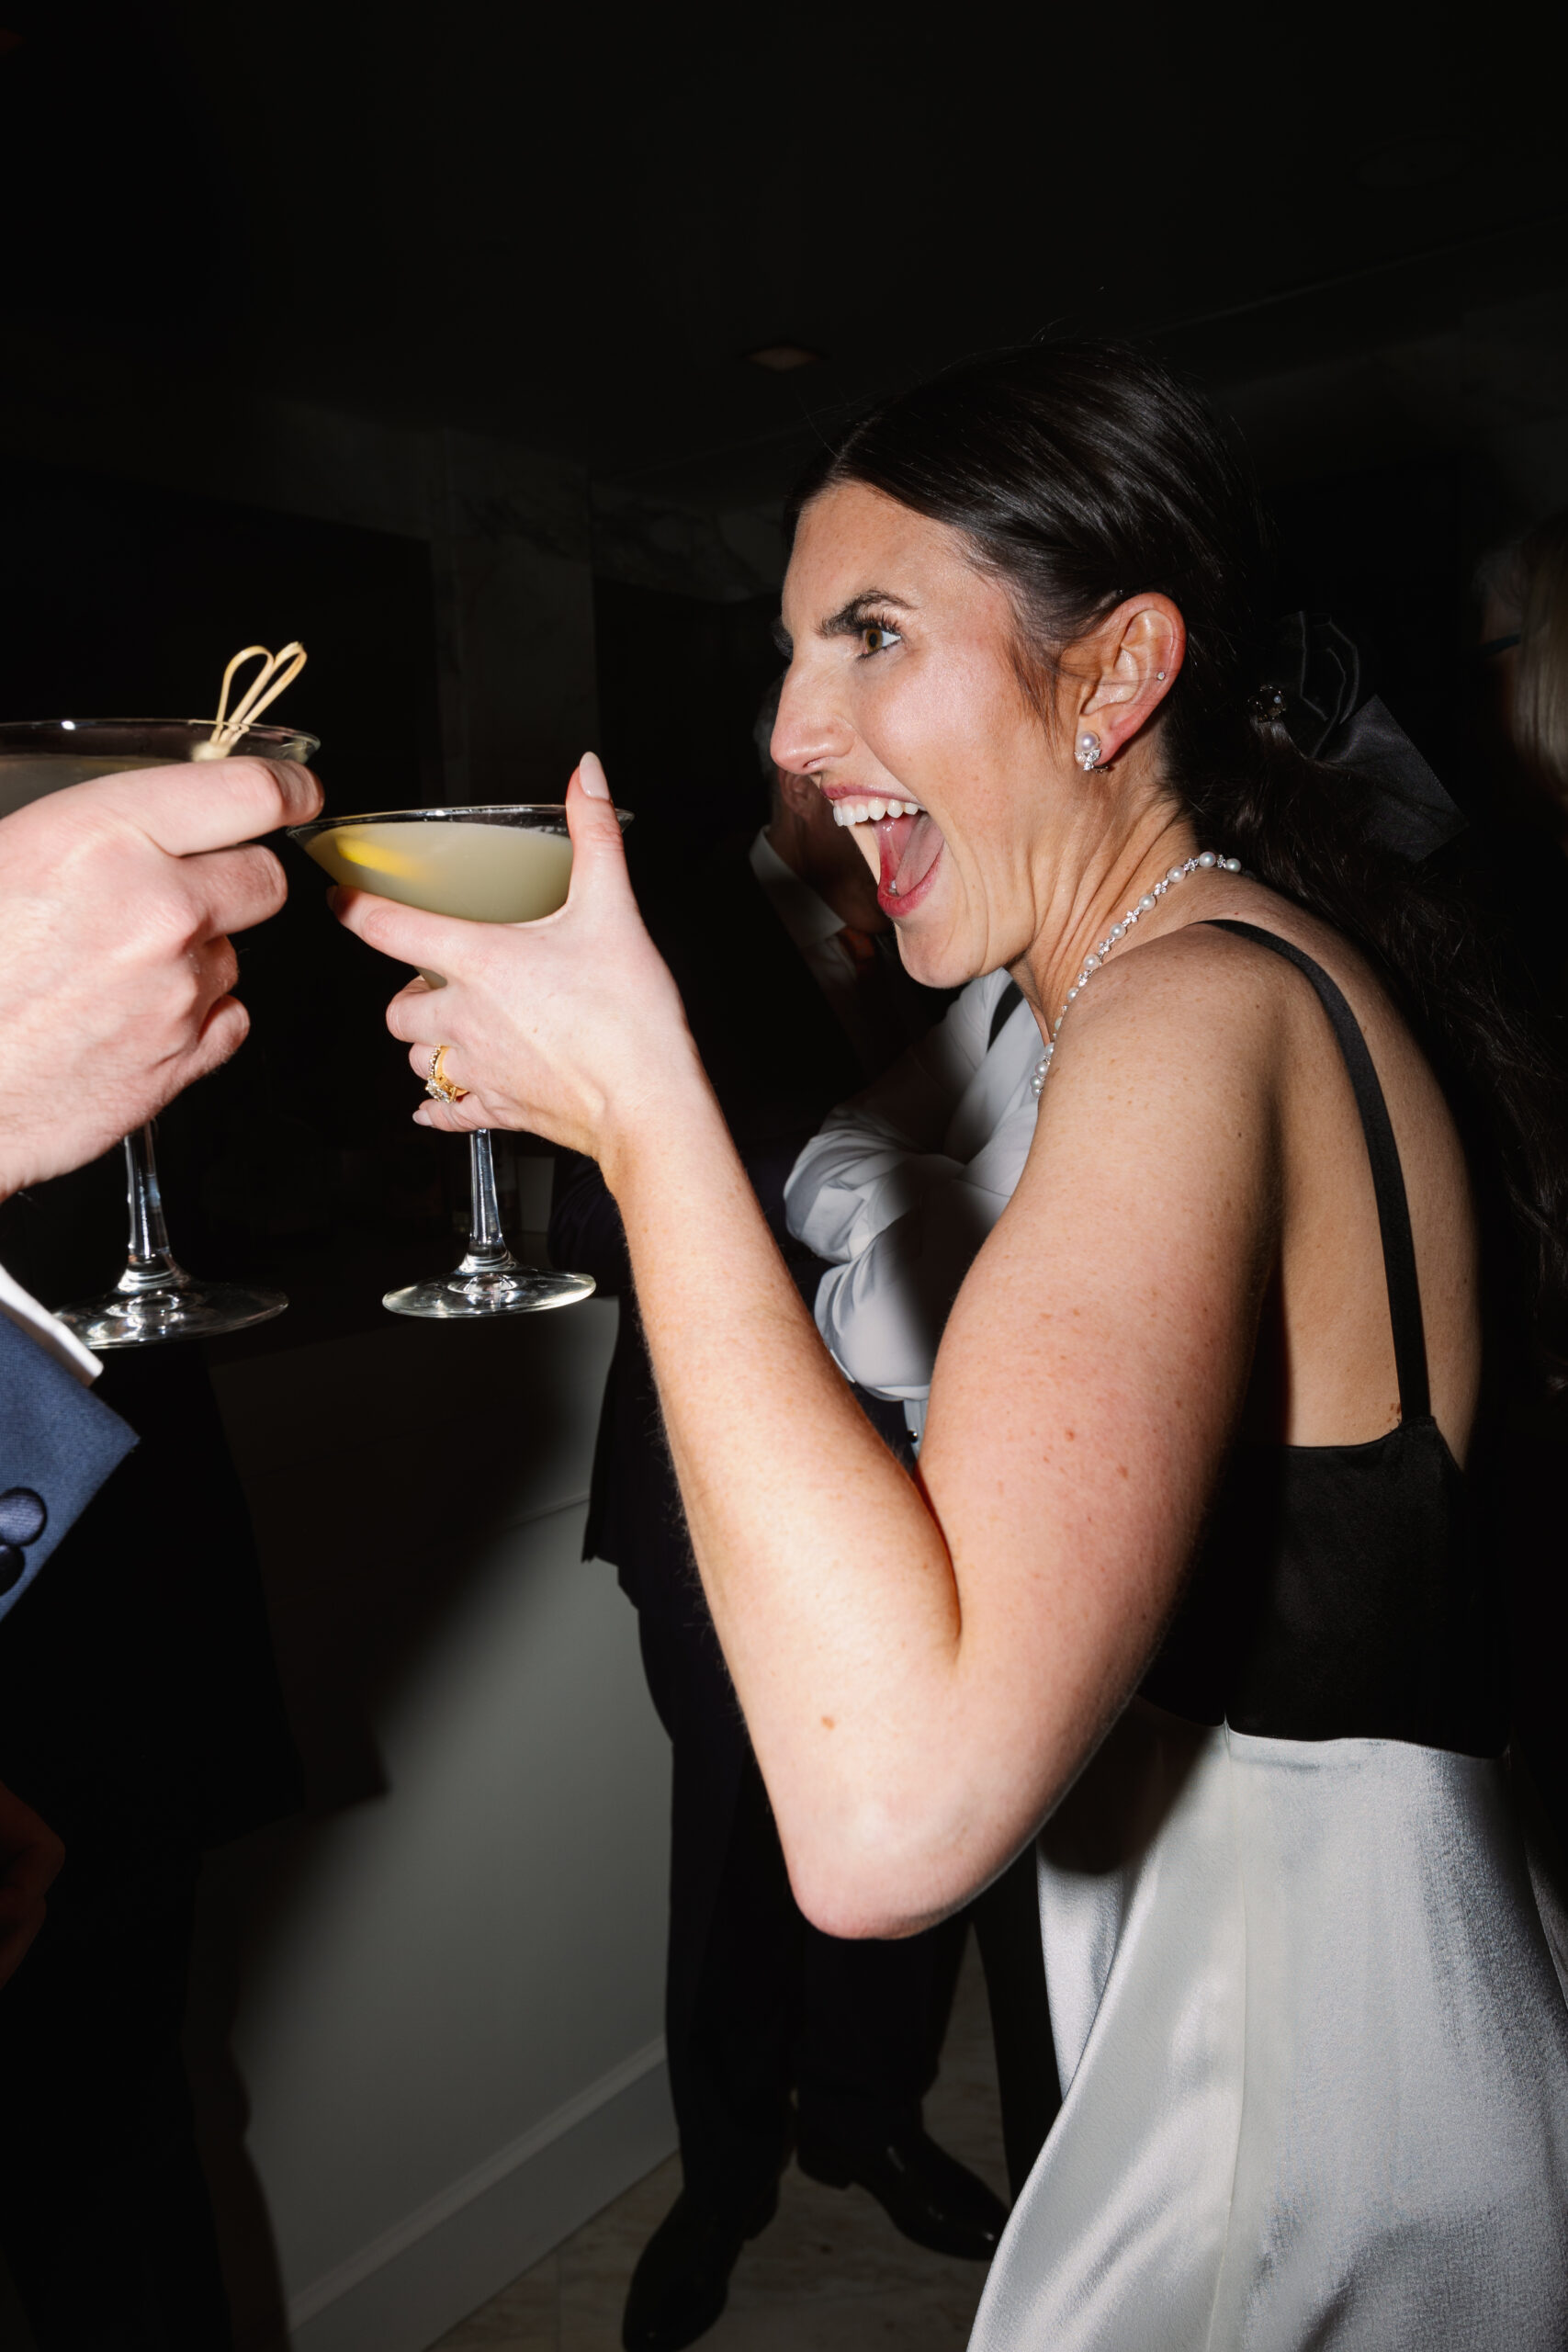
[383,1265,595,1320]
[57,1278,288,1350]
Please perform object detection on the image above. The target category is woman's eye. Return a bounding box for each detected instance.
[860,622,902,656]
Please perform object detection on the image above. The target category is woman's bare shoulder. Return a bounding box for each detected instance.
[927,909,1288,1656]
[1055,888,1414,1087]
[1000,889,1404,1253]
[973,912,1291,1306]
[1036,899,1309,1117]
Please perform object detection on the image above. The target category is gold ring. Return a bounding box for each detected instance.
[424,1046,468,1103]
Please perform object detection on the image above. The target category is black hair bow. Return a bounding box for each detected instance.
[1254,613,1465,863]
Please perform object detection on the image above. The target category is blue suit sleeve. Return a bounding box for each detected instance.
[0,1316,138,1625]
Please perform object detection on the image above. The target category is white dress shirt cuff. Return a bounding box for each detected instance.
[0,1261,103,1387]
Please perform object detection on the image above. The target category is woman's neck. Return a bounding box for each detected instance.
[1021,804,1202,1028]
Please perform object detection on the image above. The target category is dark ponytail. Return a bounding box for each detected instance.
[786,341,1568,1384]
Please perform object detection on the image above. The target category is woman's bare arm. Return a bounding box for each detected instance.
[336,784,1279,1936]
[609,933,1276,1934]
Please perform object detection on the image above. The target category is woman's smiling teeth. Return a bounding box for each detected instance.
[830,797,924,825]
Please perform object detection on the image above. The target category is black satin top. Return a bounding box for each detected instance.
[1139,922,1507,1759]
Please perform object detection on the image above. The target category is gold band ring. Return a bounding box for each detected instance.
[424,1046,468,1104]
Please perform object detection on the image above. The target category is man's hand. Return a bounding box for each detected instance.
[0,755,321,1201]
[0,1779,63,1990]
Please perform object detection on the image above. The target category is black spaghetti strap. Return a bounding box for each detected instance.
[1206,920,1430,1421]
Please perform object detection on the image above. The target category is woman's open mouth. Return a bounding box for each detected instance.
[829,796,945,917]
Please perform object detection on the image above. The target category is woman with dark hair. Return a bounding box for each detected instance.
[335,344,1568,2346]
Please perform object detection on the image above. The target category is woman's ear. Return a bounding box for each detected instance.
[1078,597,1185,762]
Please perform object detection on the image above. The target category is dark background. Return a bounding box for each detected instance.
[8,1,1558,496]
[0,7,1562,2344]
[0,0,1562,1327]
[0,461,456,1327]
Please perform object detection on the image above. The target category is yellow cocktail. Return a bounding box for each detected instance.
[303,816,574,924]
[292,802,628,1319]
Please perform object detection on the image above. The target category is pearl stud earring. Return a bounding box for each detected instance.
[1156,670,1167,680]
[1077,731,1102,771]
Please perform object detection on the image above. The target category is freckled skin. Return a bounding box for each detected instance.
[344,493,1484,1937]
[773,486,1111,992]
[773,483,1193,1012]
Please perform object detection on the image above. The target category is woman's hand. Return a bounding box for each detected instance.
[331,754,703,1173]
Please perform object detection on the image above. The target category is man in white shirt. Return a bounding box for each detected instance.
[550,690,1006,2352]
[785,976,1061,2199]
[745,776,928,1083]
[787,970,1041,1448]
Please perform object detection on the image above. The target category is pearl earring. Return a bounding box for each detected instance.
[1156,670,1167,680]
[1077,731,1102,772]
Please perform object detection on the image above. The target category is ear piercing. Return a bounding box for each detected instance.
[1079,684,1164,775]
[1156,670,1167,680]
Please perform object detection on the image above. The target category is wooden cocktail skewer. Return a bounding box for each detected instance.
[193,640,309,759]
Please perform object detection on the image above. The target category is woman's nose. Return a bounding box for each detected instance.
[773,672,853,775]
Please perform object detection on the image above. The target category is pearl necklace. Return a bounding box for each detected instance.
[1031,851,1241,1096]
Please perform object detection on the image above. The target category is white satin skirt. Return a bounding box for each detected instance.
[968,1703,1568,2350]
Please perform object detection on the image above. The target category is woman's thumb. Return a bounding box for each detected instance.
[565,753,631,890]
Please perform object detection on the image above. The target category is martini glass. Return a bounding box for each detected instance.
[0,718,320,1348]
[290,804,629,1318]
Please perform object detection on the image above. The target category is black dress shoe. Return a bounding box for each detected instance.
[622,2182,779,2352]
[796,2124,1007,2260]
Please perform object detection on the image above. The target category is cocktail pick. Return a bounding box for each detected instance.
[196,640,309,759]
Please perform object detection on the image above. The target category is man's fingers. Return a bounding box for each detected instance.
[185,934,241,1023]
[204,933,242,1005]
[184,842,289,942]
[189,994,252,1074]
[107,756,323,857]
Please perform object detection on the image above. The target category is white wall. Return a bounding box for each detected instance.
[0,362,700,2352]
[188,1296,674,2352]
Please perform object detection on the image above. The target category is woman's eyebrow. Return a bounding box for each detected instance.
[771,616,793,658]
[819,590,914,639]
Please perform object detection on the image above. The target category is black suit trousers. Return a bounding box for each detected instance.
[637,1598,967,2216]
[0,1347,299,2349]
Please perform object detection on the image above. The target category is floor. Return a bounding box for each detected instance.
[431,1937,1007,2352]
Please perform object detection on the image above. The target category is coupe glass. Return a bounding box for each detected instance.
[290,803,629,1319]
[0,718,320,1348]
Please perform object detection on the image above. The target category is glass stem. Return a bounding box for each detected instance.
[456,1130,518,1276]
[118,1125,188,1295]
